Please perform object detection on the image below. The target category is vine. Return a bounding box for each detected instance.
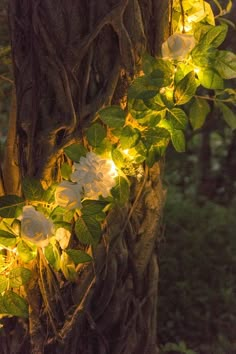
[0,0,236,319]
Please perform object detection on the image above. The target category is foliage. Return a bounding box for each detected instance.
[1,0,236,322]
[158,187,236,354]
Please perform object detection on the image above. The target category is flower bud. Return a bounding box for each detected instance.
[162,33,195,60]
[55,181,82,210]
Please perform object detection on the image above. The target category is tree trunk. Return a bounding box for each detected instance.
[2,1,169,353]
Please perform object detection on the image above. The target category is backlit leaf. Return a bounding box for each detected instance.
[9,267,32,288]
[171,130,186,152]
[174,72,198,105]
[0,195,25,218]
[17,240,37,263]
[189,98,210,130]
[198,69,224,89]
[0,231,16,247]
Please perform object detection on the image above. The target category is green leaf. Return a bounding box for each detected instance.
[17,240,37,263]
[86,123,106,147]
[111,176,130,206]
[0,195,25,218]
[75,216,101,246]
[0,275,8,293]
[200,25,227,48]
[42,184,56,203]
[217,102,236,130]
[191,46,217,67]
[198,69,224,89]
[171,130,186,152]
[44,243,61,271]
[174,72,198,105]
[8,267,32,288]
[128,73,165,100]
[61,163,72,180]
[119,126,140,149]
[2,291,28,318]
[189,98,210,130]
[215,51,236,79]
[143,127,170,147]
[60,251,77,282]
[0,230,16,247]
[167,108,188,130]
[22,177,44,201]
[81,200,108,216]
[99,106,126,128]
[64,144,87,162]
[66,249,92,265]
[112,148,125,168]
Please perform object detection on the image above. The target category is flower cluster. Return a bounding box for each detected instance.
[55,152,117,210]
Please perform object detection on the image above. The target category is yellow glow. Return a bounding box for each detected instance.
[194,67,200,74]
[179,21,193,33]
[109,160,118,177]
[123,149,130,156]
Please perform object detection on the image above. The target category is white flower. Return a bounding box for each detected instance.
[162,33,195,60]
[55,228,71,249]
[55,181,82,210]
[21,206,54,248]
[71,152,117,199]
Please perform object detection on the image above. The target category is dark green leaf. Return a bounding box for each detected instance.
[81,200,108,216]
[75,216,101,246]
[9,267,32,288]
[217,102,236,130]
[22,178,44,201]
[99,106,126,128]
[0,231,16,247]
[64,144,87,162]
[0,195,25,218]
[66,249,92,265]
[86,123,106,147]
[2,291,28,318]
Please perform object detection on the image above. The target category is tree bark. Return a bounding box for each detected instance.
[3,1,169,353]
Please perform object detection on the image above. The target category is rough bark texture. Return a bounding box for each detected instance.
[2,1,169,353]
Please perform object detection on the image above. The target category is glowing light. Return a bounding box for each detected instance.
[109,160,118,177]
[123,149,130,156]
[194,67,200,74]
